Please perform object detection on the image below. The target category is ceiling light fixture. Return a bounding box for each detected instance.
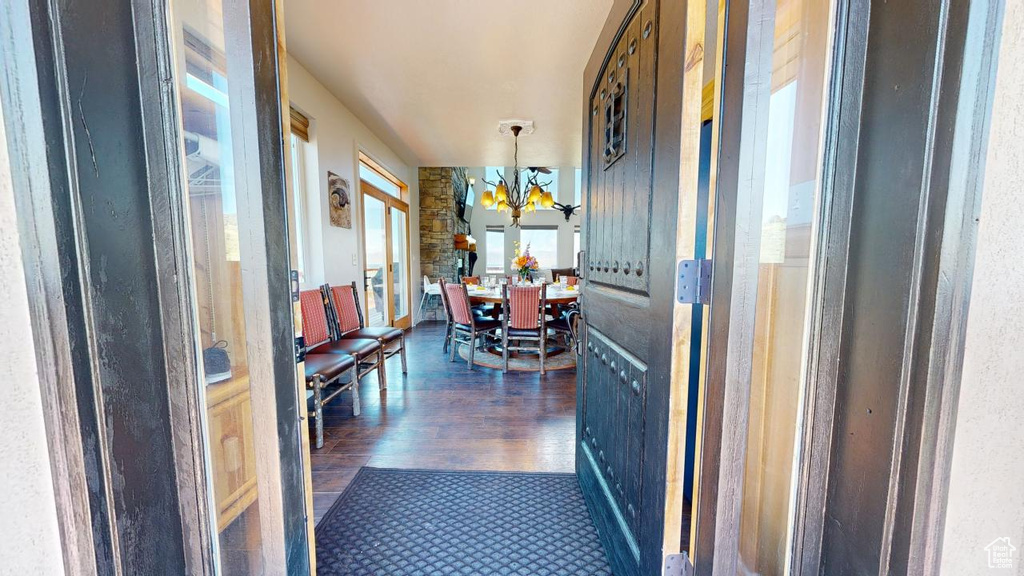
[478,124,554,227]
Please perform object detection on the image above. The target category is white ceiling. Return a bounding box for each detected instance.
[284,0,613,168]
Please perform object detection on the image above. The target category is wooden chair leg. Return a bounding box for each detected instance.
[350,365,361,417]
[399,334,408,373]
[468,328,476,370]
[312,375,325,449]
[540,332,547,376]
[442,321,451,354]
[502,329,509,373]
[376,349,387,391]
[449,329,458,363]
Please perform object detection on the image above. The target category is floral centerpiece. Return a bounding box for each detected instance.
[511,241,539,282]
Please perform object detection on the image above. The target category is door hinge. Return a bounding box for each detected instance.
[664,552,694,576]
[676,258,712,305]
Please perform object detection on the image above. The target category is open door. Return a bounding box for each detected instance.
[577,0,709,574]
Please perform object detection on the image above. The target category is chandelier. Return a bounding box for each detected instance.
[478,125,555,227]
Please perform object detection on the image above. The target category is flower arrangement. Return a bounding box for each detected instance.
[511,241,539,281]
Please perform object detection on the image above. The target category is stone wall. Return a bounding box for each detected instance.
[419,167,470,315]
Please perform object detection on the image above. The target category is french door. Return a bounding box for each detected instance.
[361,181,412,330]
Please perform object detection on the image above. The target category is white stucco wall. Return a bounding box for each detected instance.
[0,90,65,575]
[287,55,423,321]
[940,3,1024,574]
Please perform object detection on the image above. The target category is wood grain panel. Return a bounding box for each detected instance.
[583,327,648,548]
[586,1,656,295]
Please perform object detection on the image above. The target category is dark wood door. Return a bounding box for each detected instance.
[577,1,693,574]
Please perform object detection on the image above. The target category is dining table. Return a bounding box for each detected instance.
[465,283,581,306]
[465,283,581,358]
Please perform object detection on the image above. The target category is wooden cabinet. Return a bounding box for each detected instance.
[206,373,258,532]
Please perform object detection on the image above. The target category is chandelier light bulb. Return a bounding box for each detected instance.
[528,185,542,203]
[495,182,508,202]
[540,191,556,208]
[480,190,495,207]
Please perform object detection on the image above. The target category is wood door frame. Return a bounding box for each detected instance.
[359,180,413,330]
[0,0,310,573]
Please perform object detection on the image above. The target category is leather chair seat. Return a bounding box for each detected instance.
[455,318,502,331]
[547,317,571,331]
[304,353,356,382]
[310,338,380,359]
[341,327,402,343]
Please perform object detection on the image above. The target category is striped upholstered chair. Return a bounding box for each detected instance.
[323,282,407,389]
[441,279,501,370]
[299,289,384,389]
[501,284,549,375]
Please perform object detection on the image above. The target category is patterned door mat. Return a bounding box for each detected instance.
[315,467,612,575]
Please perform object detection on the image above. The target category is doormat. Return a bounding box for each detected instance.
[315,467,612,575]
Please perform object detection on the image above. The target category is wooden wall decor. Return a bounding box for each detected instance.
[328,171,352,228]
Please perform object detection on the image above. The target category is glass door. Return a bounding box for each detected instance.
[360,180,412,329]
[361,186,390,327]
[731,0,835,573]
[172,6,267,573]
[169,0,305,572]
[390,204,412,329]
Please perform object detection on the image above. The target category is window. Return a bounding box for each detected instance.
[484,166,503,210]
[289,134,307,280]
[522,168,558,209]
[359,158,402,198]
[574,226,581,269]
[519,226,558,270]
[486,226,505,274]
[574,168,582,207]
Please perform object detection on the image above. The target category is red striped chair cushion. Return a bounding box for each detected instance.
[299,289,329,347]
[444,283,474,325]
[331,285,362,333]
[508,286,542,330]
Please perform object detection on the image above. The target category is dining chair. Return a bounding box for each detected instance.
[299,288,384,389]
[437,276,455,353]
[418,275,442,320]
[550,267,575,282]
[304,353,359,449]
[548,298,579,352]
[299,289,380,447]
[441,279,501,370]
[323,282,407,388]
[501,284,549,375]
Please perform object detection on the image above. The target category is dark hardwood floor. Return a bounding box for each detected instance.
[310,321,577,524]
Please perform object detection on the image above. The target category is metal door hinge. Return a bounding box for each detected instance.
[676,259,712,305]
[664,552,694,576]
